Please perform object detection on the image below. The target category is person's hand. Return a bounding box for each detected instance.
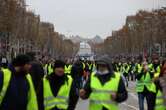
[111,92,117,101]
[143,65,149,72]
[79,89,86,98]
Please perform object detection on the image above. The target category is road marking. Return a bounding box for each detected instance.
[121,103,139,110]
[128,92,147,110]
[120,92,139,110]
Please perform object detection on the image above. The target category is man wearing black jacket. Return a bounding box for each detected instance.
[79,56,128,110]
[0,54,38,110]
[38,60,78,110]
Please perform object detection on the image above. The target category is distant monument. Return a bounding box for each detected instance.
[77,41,94,60]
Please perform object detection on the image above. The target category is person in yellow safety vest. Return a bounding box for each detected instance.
[123,63,130,79]
[87,62,92,70]
[136,58,156,110]
[87,61,96,73]
[38,60,79,110]
[0,54,38,110]
[64,64,72,75]
[82,62,86,70]
[120,63,130,87]
[151,57,161,78]
[114,62,122,73]
[44,63,54,75]
[64,59,73,75]
[154,59,166,110]
[87,61,93,72]
[79,56,128,110]
[120,63,124,73]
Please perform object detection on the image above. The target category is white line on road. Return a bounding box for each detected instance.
[121,103,139,110]
[120,91,139,110]
[128,91,147,110]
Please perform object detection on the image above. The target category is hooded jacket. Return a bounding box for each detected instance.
[83,55,128,110]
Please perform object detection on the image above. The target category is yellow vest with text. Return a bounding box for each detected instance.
[43,75,73,110]
[89,72,121,110]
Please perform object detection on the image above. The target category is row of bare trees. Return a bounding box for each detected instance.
[94,8,166,57]
[0,0,78,59]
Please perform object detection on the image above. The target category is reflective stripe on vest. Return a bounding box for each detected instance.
[0,68,11,105]
[90,99,117,105]
[43,75,73,110]
[26,74,39,110]
[91,88,116,94]
[89,72,121,110]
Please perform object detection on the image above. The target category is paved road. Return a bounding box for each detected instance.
[76,81,147,110]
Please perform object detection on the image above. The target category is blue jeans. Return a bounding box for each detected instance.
[138,92,156,110]
[138,93,145,110]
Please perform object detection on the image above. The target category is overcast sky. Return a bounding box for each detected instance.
[26,0,166,38]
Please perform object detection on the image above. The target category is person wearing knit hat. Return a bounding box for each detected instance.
[53,60,66,76]
[12,54,32,76]
[12,54,31,66]
[79,55,128,110]
[38,60,78,110]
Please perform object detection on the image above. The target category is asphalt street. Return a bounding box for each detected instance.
[76,81,147,110]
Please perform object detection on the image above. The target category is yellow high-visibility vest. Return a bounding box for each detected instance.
[89,72,121,110]
[43,75,73,110]
[64,65,72,74]
[0,68,12,105]
[136,71,156,93]
[155,90,166,110]
[26,74,39,110]
[0,69,38,110]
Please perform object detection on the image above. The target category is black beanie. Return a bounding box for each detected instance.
[12,54,31,66]
[54,60,65,69]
